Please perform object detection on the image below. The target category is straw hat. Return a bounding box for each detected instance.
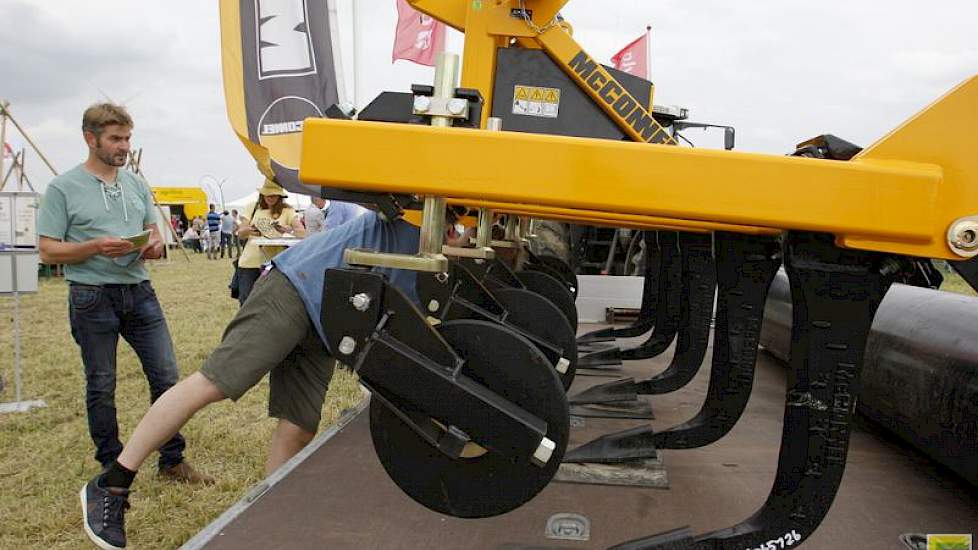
[258,178,288,197]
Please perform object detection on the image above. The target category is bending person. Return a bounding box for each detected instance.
[81,207,470,550]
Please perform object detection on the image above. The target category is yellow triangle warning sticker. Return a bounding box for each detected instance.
[515,87,528,100]
[545,90,559,103]
[531,89,544,101]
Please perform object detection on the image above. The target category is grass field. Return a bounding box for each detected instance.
[0,253,363,550]
[0,253,975,549]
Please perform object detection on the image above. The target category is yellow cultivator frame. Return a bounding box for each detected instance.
[299,0,978,261]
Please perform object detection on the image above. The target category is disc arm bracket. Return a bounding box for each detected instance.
[322,268,553,464]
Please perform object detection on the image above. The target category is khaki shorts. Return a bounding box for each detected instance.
[200,269,335,434]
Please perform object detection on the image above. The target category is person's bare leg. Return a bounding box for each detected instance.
[265,419,315,475]
[117,372,225,472]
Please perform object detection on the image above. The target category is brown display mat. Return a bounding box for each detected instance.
[184,327,978,550]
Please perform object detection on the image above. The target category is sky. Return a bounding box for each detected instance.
[1,0,976,205]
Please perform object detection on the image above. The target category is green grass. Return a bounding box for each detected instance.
[0,253,363,549]
[939,269,978,296]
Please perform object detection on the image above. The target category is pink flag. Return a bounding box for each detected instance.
[611,29,650,80]
[2,142,11,159]
[392,0,446,67]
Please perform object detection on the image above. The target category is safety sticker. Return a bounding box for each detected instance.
[513,85,561,118]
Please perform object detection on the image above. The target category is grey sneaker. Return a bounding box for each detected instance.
[80,476,129,549]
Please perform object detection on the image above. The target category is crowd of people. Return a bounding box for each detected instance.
[166,195,363,264]
[172,208,242,259]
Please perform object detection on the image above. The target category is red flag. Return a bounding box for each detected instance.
[392,0,446,67]
[611,29,650,80]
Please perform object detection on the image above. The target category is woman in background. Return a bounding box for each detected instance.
[235,179,304,304]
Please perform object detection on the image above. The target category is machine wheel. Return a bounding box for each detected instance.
[515,270,578,329]
[369,320,569,518]
[494,287,578,390]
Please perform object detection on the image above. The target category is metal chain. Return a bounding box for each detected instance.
[517,0,561,35]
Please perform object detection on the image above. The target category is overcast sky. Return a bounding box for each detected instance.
[1,0,976,205]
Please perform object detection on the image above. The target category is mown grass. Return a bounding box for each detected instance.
[939,269,977,296]
[0,252,363,549]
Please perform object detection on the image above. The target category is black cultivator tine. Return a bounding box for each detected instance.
[635,233,717,393]
[616,232,683,361]
[564,233,780,464]
[570,233,717,406]
[577,231,661,344]
[605,231,897,550]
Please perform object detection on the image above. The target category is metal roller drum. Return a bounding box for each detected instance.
[760,272,978,486]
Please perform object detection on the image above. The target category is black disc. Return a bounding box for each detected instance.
[533,255,579,299]
[369,320,569,518]
[515,270,578,329]
[493,287,578,390]
[527,263,577,300]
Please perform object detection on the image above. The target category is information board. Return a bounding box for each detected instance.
[0,192,39,248]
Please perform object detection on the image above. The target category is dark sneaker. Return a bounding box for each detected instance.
[80,476,129,550]
[158,461,215,485]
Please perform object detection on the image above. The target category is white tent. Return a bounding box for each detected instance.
[226,191,258,212]
[225,191,313,214]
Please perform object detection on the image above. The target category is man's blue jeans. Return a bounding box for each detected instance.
[68,281,186,470]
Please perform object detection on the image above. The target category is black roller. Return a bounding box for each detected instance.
[495,287,578,390]
[761,272,978,486]
[515,270,578,329]
[369,320,569,518]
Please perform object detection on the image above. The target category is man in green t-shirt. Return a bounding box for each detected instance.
[37,103,213,550]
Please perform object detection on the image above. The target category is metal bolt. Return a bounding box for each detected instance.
[953,224,978,249]
[413,95,431,113]
[555,357,570,374]
[428,299,440,313]
[486,117,503,131]
[532,437,557,467]
[447,98,467,115]
[349,293,371,312]
[338,336,357,356]
[435,272,450,283]
[948,217,978,257]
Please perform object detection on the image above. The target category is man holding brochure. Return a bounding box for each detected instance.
[37,103,212,495]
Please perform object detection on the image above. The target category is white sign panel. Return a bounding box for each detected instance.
[0,192,38,249]
[0,252,39,293]
[0,194,11,247]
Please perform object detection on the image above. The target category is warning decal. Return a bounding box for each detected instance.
[513,85,560,118]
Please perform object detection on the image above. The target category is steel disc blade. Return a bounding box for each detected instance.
[528,260,578,299]
[515,270,578,329]
[369,320,569,518]
[534,255,579,297]
[493,287,578,390]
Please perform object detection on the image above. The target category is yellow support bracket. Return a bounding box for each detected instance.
[410,0,672,143]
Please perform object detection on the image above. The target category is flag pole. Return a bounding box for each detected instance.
[352,0,360,109]
[646,25,652,82]
[0,101,8,185]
